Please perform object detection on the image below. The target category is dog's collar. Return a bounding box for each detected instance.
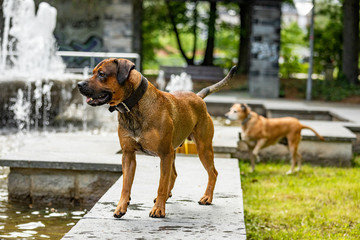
[241,113,252,125]
[108,75,148,113]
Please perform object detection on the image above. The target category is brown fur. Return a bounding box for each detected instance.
[78,58,236,218]
[225,103,324,174]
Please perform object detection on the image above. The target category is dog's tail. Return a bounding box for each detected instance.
[196,66,237,99]
[301,125,325,141]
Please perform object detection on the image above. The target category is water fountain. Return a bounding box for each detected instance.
[0,2,89,237]
[165,72,193,92]
[0,0,83,131]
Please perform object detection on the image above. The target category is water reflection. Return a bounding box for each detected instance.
[0,166,87,239]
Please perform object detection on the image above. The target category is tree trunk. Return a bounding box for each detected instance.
[191,2,198,64]
[342,0,359,85]
[165,0,193,65]
[132,0,143,70]
[202,1,216,66]
[238,2,252,75]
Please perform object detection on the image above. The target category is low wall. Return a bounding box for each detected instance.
[8,168,121,207]
[235,139,353,167]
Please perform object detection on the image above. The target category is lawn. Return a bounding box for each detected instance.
[240,156,360,239]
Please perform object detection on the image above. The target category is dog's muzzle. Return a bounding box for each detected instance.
[77,81,112,106]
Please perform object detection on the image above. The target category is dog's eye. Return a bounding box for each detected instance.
[98,71,106,78]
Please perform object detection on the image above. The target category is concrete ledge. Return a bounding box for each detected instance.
[0,133,123,206]
[0,133,122,171]
[63,156,246,239]
[8,168,120,207]
[0,153,121,172]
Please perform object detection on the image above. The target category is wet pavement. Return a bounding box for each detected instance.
[63,156,246,239]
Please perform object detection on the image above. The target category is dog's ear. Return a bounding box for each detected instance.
[241,104,247,111]
[241,103,251,112]
[113,59,136,85]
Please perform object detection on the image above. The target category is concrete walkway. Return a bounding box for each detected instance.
[63,155,246,240]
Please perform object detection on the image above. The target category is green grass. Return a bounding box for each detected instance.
[240,156,360,240]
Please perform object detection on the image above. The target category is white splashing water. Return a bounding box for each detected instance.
[0,0,67,132]
[1,0,65,77]
[9,88,31,132]
[156,70,166,91]
[165,72,193,92]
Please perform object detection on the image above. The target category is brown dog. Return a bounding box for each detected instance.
[225,103,324,174]
[78,58,236,218]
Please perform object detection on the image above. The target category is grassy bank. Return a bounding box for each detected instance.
[240,157,360,239]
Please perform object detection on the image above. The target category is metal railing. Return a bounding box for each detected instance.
[56,51,141,73]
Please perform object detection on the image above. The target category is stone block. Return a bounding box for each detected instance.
[32,171,75,197]
[7,170,31,202]
[7,168,120,207]
[249,75,279,98]
[77,171,120,204]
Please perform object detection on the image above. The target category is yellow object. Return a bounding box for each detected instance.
[176,140,197,155]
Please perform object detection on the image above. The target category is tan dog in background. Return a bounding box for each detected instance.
[78,58,236,218]
[225,103,324,174]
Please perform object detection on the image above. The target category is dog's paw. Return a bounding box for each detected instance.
[149,206,165,218]
[286,169,294,175]
[113,200,130,218]
[113,211,126,218]
[198,195,212,205]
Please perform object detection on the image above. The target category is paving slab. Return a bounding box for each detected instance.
[63,155,246,240]
[0,132,122,171]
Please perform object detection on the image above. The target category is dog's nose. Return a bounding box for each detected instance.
[77,81,86,90]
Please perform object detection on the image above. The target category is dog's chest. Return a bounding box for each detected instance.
[118,111,144,137]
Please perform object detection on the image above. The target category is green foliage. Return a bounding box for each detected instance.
[280,22,308,78]
[312,79,360,101]
[142,1,240,70]
[312,0,343,75]
[239,160,360,239]
[142,0,170,68]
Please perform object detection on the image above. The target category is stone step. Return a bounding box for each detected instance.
[0,132,122,172]
[0,133,122,206]
[63,155,246,240]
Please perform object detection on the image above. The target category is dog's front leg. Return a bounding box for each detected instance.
[114,151,136,218]
[250,139,266,171]
[149,151,174,218]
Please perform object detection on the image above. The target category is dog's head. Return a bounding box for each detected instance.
[225,103,251,121]
[77,58,136,107]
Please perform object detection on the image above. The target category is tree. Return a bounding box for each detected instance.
[341,0,359,85]
[313,1,342,75]
[237,1,252,74]
[202,1,216,66]
[280,22,307,78]
[165,1,198,65]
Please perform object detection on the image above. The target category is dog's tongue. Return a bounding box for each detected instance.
[86,97,93,103]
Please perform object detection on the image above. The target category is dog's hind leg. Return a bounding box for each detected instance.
[192,119,218,205]
[286,133,301,175]
[296,152,302,172]
[168,157,177,199]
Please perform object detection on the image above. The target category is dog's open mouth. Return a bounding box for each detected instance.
[86,92,111,106]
